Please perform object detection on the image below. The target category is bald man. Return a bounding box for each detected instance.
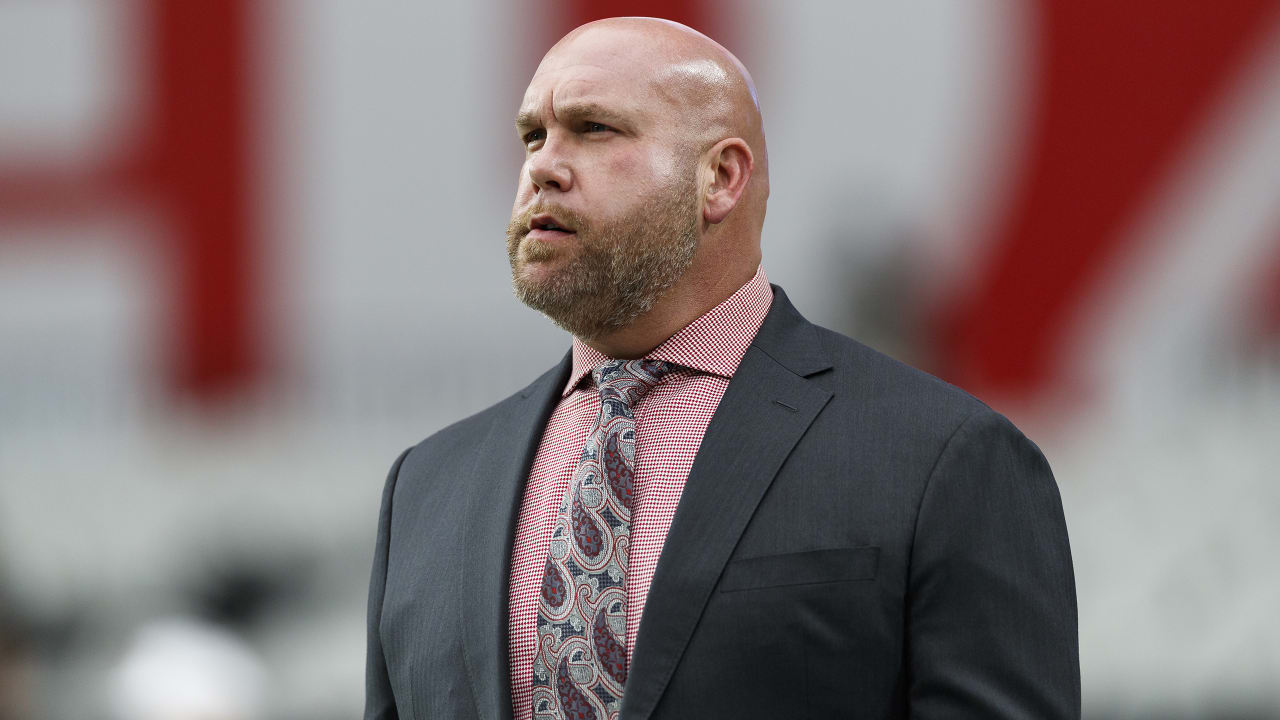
[365,18,1079,720]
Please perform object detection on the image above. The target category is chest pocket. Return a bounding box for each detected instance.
[718,546,879,592]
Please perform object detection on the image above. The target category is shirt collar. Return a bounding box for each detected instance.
[561,266,774,397]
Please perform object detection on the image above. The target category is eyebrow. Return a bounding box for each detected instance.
[515,102,633,132]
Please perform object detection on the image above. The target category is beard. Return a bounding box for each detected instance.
[506,176,700,341]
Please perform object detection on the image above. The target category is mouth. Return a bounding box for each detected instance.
[527,213,577,242]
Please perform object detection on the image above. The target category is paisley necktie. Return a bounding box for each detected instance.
[532,359,674,720]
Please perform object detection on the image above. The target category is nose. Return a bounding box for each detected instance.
[526,140,573,193]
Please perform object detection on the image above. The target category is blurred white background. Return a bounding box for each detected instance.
[1,1,1278,718]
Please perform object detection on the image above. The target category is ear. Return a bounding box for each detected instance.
[702,138,754,225]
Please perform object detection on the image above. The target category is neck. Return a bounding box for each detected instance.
[581,258,758,359]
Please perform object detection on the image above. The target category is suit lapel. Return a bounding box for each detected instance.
[457,355,570,720]
[622,289,834,720]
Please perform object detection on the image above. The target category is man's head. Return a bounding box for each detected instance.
[507,18,768,342]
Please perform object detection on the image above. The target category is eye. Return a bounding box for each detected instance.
[583,121,612,134]
[522,128,546,147]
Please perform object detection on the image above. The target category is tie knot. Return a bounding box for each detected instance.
[592,359,674,407]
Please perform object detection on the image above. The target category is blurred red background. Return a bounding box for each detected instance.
[1,1,1277,718]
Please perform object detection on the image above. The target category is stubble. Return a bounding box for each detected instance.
[507,178,700,341]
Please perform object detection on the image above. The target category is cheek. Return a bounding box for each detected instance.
[646,150,683,184]
[514,168,536,201]
[607,147,680,195]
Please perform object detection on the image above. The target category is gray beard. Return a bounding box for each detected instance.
[507,186,700,341]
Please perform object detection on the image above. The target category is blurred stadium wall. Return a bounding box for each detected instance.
[1,1,1277,718]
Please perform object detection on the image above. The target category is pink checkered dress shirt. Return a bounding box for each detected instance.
[507,267,773,719]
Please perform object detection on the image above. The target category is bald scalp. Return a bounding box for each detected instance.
[541,17,769,219]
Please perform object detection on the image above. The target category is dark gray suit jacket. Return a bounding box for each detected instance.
[365,287,1079,719]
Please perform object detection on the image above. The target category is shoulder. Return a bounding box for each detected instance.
[805,323,1004,448]
[391,357,568,482]
[755,286,997,442]
[806,324,1059,530]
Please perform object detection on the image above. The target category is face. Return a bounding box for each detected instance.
[507,32,702,340]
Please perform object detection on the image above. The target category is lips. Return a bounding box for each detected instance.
[530,213,575,233]
[527,212,577,242]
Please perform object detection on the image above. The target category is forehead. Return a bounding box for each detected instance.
[518,33,663,119]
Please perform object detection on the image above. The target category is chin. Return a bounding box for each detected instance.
[519,241,578,275]
[513,258,568,294]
